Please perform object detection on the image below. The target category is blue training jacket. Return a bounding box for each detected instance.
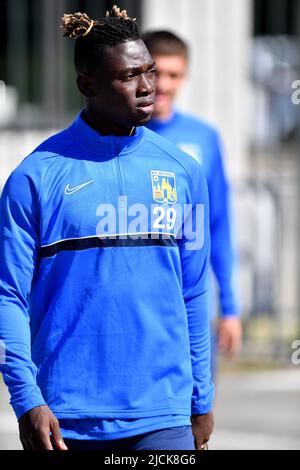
[0,111,214,434]
[147,110,240,317]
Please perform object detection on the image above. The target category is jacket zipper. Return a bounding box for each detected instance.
[114,146,127,233]
[116,154,125,197]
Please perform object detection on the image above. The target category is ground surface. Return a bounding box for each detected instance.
[1,368,299,450]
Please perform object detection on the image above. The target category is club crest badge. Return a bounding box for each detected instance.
[151,170,177,205]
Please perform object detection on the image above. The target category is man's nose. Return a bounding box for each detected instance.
[138,73,155,95]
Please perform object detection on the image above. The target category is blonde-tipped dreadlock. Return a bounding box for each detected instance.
[106,5,136,21]
[61,12,100,38]
[60,5,140,73]
[61,5,136,39]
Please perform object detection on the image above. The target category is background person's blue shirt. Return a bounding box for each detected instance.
[147,110,240,318]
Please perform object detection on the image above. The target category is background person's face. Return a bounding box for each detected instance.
[152,55,187,120]
[91,39,156,132]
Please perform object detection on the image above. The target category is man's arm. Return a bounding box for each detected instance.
[178,168,214,448]
[0,167,66,450]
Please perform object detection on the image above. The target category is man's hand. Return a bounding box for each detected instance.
[218,316,242,358]
[18,405,68,450]
[191,412,214,450]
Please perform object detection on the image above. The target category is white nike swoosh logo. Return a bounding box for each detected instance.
[65,180,94,195]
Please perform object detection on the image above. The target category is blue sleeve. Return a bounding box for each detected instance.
[178,169,214,415]
[208,132,240,317]
[0,167,47,420]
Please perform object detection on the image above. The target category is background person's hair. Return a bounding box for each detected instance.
[142,30,189,60]
[61,5,140,74]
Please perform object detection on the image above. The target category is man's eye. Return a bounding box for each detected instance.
[122,75,135,81]
[148,69,157,75]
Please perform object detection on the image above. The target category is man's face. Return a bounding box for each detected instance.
[151,54,187,119]
[90,39,156,132]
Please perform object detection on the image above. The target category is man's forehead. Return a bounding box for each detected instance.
[105,39,153,69]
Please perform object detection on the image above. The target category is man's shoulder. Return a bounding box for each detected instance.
[144,126,200,163]
[29,127,73,158]
[143,126,206,189]
[19,128,72,168]
[5,127,73,188]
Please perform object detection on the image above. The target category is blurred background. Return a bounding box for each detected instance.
[0,0,300,450]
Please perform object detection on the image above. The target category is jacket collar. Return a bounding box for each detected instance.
[68,109,144,155]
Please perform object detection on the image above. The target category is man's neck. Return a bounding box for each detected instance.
[83,108,134,137]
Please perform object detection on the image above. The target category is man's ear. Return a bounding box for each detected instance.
[76,72,97,98]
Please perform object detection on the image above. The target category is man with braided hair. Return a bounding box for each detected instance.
[143,31,242,375]
[0,7,214,451]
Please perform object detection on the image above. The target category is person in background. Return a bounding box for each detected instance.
[143,30,242,375]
